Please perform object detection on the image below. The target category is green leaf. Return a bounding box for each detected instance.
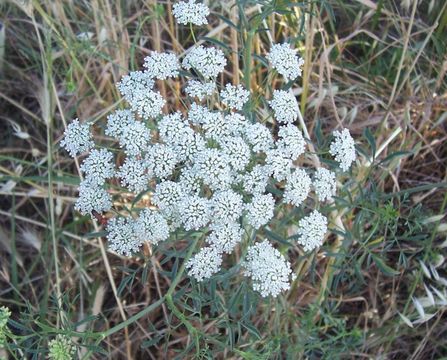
[371,254,400,276]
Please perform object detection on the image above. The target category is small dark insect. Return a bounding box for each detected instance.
[92,210,108,226]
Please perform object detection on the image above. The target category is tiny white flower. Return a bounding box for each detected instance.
[118,121,152,157]
[117,71,155,104]
[172,0,210,26]
[220,136,251,171]
[129,89,166,119]
[277,124,306,160]
[313,168,336,202]
[329,128,356,171]
[143,51,180,80]
[60,119,94,157]
[283,168,311,207]
[266,43,304,80]
[75,178,112,217]
[80,149,115,185]
[193,149,233,191]
[245,193,275,229]
[211,189,244,223]
[152,181,183,216]
[244,123,274,153]
[105,109,136,139]
[296,210,327,251]
[220,83,250,110]
[185,80,216,100]
[106,217,142,256]
[207,222,243,253]
[134,208,170,245]
[146,144,179,179]
[186,246,223,282]
[269,90,299,124]
[244,240,292,297]
[117,157,151,193]
[178,195,211,230]
[240,165,270,195]
[182,46,227,79]
[265,148,293,182]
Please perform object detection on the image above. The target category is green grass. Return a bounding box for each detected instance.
[1,0,447,359]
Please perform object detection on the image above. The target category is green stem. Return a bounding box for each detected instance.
[243,30,254,91]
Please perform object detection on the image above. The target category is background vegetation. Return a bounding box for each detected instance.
[0,0,446,358]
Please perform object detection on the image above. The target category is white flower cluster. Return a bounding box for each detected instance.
[172,0,210,26]
[267,43,304,80]
[329,128,356,171]
[185,80,216,100]
[60,119,93,157]
[144,51,180,80]
[182,46,227,78]
[62,20,359,297]
[220,83,250,110]
[296,210,328,251]
[244,241,292,297]
[269,90,299,123]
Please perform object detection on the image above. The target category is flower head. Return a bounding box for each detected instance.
[244,241,292,297]
[240,165,270,195]
[267,43,304,80]
[117,71,154,104]
[129,89,166,119]
[105,109,136,138]
[152,181,183,216]
[193,149,233,191]
[277,124,306,160]
[146,144,179,179]
[118,121,152,157]
[182,46,226,78]
[179,167,202,194]
[296,210,327,251]
[245,193,275,229]
[60,119,94,157]
[329,128,356,171]
[134,209,170,245]
[265,148,293,182]
[75,179,112,217]
[269,90,299,124]
[220,83,250,110]
[207,222,243,253]
[313,168,336,202]
[159,112,191,144]
[48,334,76,360]
[211,189,244,223]
[185,80,216,100]
[186,246,223,282]
[80,149,115,185]
[244,123,274,153]
[143,51,180,80]
[106,217,141,256]
[220,136,251,171]
[172,0,210,26]
[117,157,150,193]
[178,195,211,230]
[172,131,206,162]
[203,112,232,140]
[283,168,311,207]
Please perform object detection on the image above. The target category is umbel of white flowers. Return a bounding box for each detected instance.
[61,1,357,298]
